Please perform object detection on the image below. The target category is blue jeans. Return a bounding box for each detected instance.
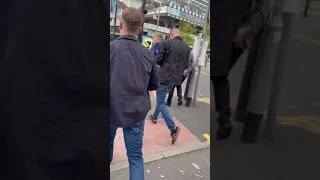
[151,84,176,133]
[110,121,145,180]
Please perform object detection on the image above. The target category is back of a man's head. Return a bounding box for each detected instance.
[170,28,180,39]
[120,8,143,35]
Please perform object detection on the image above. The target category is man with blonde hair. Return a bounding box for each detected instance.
[151,32,163,56]
[110,8,159,180]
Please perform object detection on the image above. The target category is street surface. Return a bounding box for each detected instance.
[111,7,320,180]
[227,11,320,118]
[110,147,210,180]
[168,69,211,142]
[210,9,320,180]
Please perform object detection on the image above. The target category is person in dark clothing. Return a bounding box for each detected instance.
[148,28,190,144]
[166,49,194,106]
[0,1,109,179]
[110,8,159,180]
[211,0,271,140]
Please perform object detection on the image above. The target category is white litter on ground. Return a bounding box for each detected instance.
[192,163,200,170]
[160,175,164,178]
[147,169,150,173]
[178,168,185,175]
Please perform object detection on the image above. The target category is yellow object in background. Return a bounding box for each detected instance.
[142,38,152,49]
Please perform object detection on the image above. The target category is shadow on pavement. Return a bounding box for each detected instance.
[210,9,320,180]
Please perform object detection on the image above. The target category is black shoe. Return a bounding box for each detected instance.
[177,100,183,106]
[166,101,171,107]
[216,122,233,140]
[171,126,180,145]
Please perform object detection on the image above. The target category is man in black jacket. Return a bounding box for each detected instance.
[211,0,270,140]
[166,48,194,106]
[148,28,190,144]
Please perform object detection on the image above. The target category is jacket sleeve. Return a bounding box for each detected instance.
[241,0,271,34]
[148,56,160,91]
[156,41,166,65]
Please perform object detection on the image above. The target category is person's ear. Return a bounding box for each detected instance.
[119,21,123,30]
[137,27,142,35]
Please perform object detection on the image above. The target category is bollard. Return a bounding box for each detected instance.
[183,71,192,101]
[185,68,198,107]
[241,0,284,143]
[234,28,265,123]
[264,0,302,139]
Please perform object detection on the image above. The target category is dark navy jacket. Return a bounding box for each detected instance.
[110,35,160,127]
[150,42,163,56]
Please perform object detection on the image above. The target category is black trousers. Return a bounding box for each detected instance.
[167,76,186,102]
[211,44,244,125]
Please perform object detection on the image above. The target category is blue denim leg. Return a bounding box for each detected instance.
[152,84,176,132]
[110,125,118,164]
[123,121,145,180]
[152,100,161,120]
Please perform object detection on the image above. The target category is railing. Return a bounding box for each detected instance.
[169,1,207,16]
[148,0,207,17]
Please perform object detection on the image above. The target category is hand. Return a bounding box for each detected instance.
[234,28,246,43]
[183,69,188,77]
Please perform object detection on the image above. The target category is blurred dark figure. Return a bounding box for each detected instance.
[211,0,270,140]
[166,48,194,106]
[148,28,190,145]
[0,1,109,179]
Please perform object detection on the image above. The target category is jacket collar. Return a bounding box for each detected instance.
[117,35,139,42]
[173,36,183,41]
[153,42,162,47]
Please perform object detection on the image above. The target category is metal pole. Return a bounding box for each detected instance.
[234,26,266,123]
[155,3,162,33]
[303,0,310,18]
[183,72,192,101]
[241,0,284,143]
[113,4,118,39]
[192,12,210,105]
[264,12,295,139]
[138,0,147,43]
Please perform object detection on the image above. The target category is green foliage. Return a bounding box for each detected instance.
[178,21,198,46]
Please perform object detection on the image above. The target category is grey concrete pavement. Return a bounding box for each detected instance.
[211,122,320,180]
[210,8,320,180]
[225,12,320,117]
[110,147,210,180]
[180,69,211,99]
[168,70,211,142]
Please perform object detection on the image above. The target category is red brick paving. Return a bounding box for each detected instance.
[111,117,200,163]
